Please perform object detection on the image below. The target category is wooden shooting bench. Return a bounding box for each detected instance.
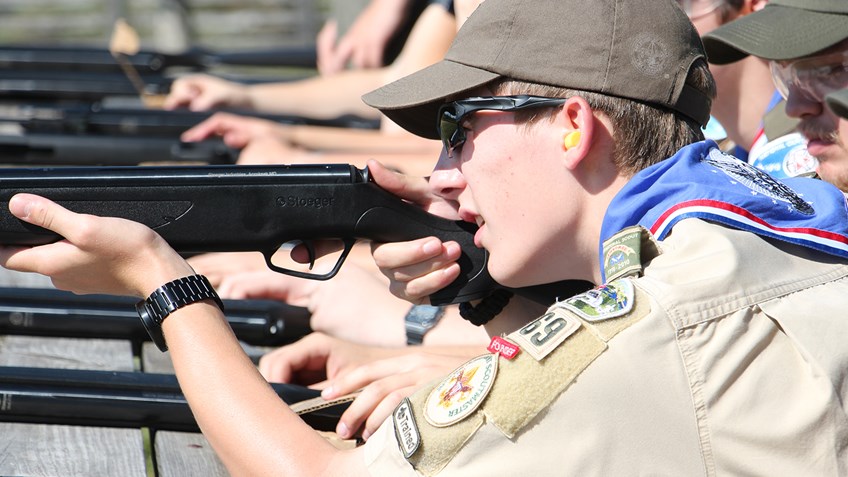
[0,335,263,476]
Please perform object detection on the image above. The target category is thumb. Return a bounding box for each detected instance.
[367,159,433,205]
[9,194,70,236]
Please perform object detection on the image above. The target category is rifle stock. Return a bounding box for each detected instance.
[0,287,311,346]
[0,366,345,432]
[0,164,494,305]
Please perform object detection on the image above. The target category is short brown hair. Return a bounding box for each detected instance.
[492,59,716,177]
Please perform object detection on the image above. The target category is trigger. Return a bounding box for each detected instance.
[304,241,317,271]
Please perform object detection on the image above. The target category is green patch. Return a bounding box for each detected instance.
[602,226,643,281]
[562,279,634,322]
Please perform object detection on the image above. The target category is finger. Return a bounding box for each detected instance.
[335,374,417,439]
[366,159,433,204]
[316,20,339,75]
[163,78,199,110]
[371,237,455,271]
[180,116,223,142]
[289,240,345,264]
[381,242,462,283]
[9,194,76,238]
[362,385,418,440]
[257,333,332,383]
[389,263,461,302]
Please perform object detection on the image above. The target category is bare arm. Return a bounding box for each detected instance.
[0,194,367,476]
[165,4,455,120]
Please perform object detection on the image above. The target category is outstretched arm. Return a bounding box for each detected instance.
[0,194,367,476]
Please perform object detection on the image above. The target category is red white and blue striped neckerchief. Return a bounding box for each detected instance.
[599,140,848,283]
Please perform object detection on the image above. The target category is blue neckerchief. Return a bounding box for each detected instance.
[599,140,848,282]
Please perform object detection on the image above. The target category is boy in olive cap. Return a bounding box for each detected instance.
[2,0,848,475]
[703,0,848,191]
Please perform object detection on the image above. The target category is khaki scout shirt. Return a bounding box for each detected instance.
[362,219,848,476]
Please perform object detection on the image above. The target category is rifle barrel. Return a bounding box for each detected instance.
[0,134,239,165]
[0,45,318,74]
[0,366,342,432]
[0,287,311,346]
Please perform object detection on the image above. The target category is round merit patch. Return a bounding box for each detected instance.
[424,354,498,428]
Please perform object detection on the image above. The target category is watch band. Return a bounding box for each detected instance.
[405,304,446,345]
[136,274,224,352]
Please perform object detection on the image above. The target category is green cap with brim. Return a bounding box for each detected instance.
[702,0,848,65]
[826,89,848,119]
[364,0,712,140]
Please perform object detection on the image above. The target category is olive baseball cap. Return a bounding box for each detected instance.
[826,89,848,119]
[363,0,712,139]
[702,0,848,65]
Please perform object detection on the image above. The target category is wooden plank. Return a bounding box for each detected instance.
[0,336,134,371]
[0,336,144,476]
[154,431,227,477]
[0,422,146,477]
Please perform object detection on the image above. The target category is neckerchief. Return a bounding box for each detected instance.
[600,140,848,282]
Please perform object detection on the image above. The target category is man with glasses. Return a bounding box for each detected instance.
[683,0,819,179]
[2,0,848,475]
[703,0,848,192]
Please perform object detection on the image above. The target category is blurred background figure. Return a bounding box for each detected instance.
[681,0,818,179]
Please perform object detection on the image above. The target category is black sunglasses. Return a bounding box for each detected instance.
[437,95,567,156]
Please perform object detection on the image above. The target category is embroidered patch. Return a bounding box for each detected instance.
[393,397,421,458]
[602,226,643,281]
[487,336,520,360]
[748,132,818,179]
[562,278,635,322]
[424,354,497,428]
[509,308,582,361]
[702,147,814,215]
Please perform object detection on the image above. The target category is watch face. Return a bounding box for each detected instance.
[407,305,444,326]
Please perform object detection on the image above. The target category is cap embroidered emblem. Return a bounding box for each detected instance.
[424,354,497,427]
[631,33,669,77]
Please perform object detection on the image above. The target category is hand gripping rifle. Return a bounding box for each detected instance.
[0,164,494,305]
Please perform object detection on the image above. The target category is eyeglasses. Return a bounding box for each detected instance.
[676,0,723,20]
[437,95,566,156]
[770,50,848,103]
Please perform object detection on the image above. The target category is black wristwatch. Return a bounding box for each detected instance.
[404,304,446,345]
[136,274,224,352]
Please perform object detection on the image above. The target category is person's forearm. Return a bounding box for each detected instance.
[286,125,440,154]
[162,302,364,476]
[246,72,384,119]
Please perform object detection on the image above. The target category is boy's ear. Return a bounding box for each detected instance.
[559,96,594,170]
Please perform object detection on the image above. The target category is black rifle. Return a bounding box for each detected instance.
[0,69,173,101]
[0,366,345,432]
[0,133,239,165]
[0,287,311,346]
[0,45,318,75]
[0,103,381,136]
[0,164,491,305]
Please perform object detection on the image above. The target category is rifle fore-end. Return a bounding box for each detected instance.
[0,164,495,305]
